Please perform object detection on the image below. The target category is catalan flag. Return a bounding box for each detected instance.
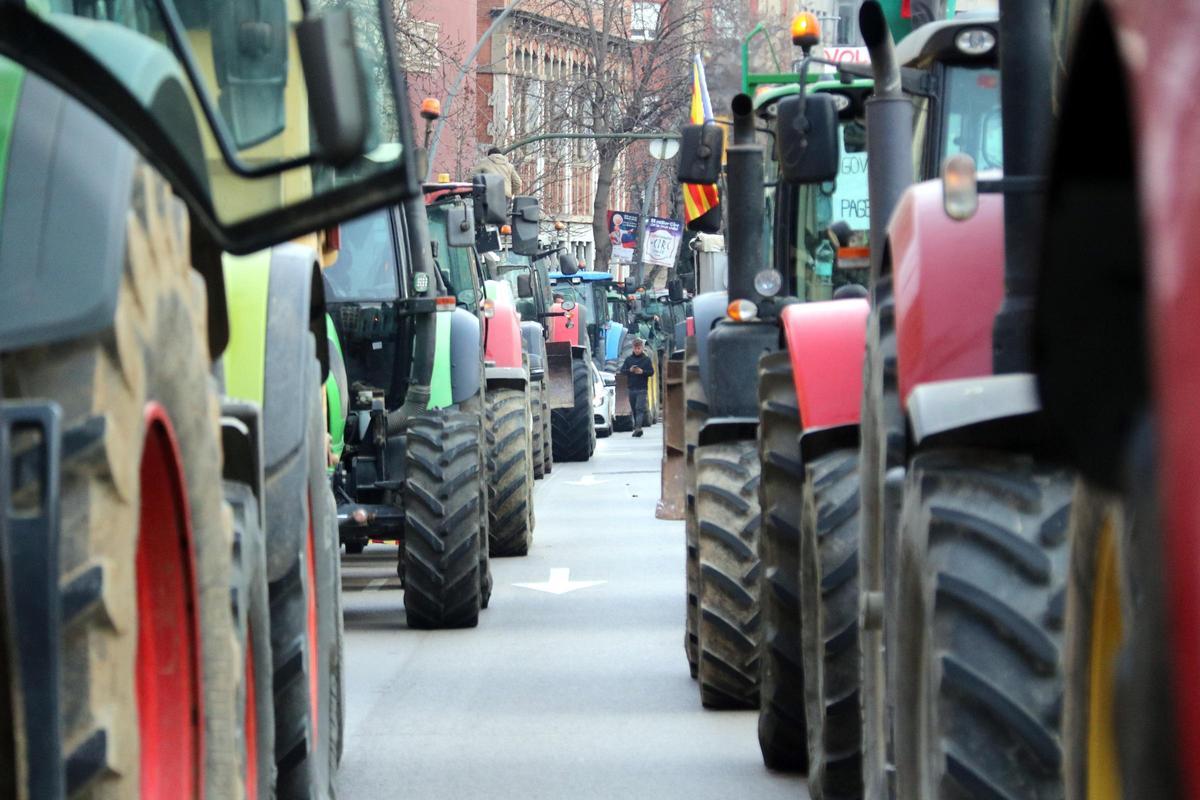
[683,54,720,232]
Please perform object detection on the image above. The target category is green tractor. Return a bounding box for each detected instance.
[0,0,418,795]
[323,187,499,627]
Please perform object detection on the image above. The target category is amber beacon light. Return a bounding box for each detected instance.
[791,12,821,49]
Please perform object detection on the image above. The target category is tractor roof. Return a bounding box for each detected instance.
[896,15,999,70]
[753,78,875,113]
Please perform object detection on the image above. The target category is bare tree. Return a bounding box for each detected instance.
[499,0,705,270]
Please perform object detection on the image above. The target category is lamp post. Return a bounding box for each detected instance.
[424,0,531,181]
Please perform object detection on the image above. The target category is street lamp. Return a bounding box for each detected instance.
[424,0,531,181]
[629,137,681,288]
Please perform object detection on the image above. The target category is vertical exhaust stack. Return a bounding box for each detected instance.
[993,0,1053,373]
[725,92,764,304]
[860,0,914,283]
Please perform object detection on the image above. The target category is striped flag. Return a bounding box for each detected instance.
[683,54,720,232]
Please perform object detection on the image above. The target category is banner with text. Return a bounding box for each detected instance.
[607,210,640,263]
[643,217,684,267]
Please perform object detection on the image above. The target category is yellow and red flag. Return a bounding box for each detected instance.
[683,54,720,231]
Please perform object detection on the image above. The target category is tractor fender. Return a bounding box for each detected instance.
[324,315,348,461]
[906,373,1045,452]
[223,244,327,467]
[521,321,547,377]
[449,307,482,405]
[692,291,729,394]
[890,180,1005,409]
[780,299,870,431]
[0,69,134,352]
[484,297,524,371]
[697,416,758,448]
[605,321,627,364]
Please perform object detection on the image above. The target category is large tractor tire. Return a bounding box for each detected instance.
[695,440,763,710]
[893,450,1069,800]
[3,163,242,796]
[859,272,906,797]
[550,357,592,462]
[486,387,534,557]
[800,449,863,797]
[682,336,707,678]
[402,408,483,629]
[263,330,341,799]
[225,480,277,800]
[532,381,546,480]
[754,351,808,771]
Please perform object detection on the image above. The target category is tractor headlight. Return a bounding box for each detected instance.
[754,269,782,297]
[955,29,995,56]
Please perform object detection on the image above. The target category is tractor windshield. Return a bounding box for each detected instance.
[324,209,401,302]
[10,0,412,251]
[942,67,1003,169]
[426,204,482,311]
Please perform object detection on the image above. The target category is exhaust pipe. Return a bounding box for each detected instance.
[860,1,914,281]
[725,93,764,303]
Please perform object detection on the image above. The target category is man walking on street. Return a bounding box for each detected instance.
[620,338,655,437]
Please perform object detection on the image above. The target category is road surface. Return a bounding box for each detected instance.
[337,427,807,799]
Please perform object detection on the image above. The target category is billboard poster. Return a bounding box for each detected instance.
[643,217,684,267]
[607,210,640,263]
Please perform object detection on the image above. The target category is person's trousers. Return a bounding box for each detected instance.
[629,390,648,432]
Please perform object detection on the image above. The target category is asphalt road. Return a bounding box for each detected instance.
[336,426,807,799]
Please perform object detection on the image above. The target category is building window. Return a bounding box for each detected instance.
[397,18,441,74]
[632,1,659,40]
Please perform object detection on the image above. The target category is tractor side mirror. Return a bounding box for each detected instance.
[446,204,476,248]
[558,251,579,275]
[473,173,508,225]
[296,10,370,163]
[777,93,839,185]
[677,123,724,185]
[516,273,534,298]
[511,196,542,255]
[667,278,684,303]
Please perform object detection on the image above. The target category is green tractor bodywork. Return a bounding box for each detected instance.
[756,79,875,300]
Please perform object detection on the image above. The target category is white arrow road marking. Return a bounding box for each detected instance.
[565,475,609,486]
[513,567,606,595]
[367,577,389,591]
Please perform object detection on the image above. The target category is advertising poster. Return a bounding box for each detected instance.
[607,210,640,263]
[643,217,684,267]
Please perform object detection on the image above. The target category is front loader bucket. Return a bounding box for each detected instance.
[656,353,685,519]
[546,341,576,409]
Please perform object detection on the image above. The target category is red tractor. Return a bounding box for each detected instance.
[845,1,1070,797]
[1031,0,1198,797]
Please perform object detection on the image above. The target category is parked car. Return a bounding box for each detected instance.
[592,363,615,437]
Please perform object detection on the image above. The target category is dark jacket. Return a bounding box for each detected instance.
[620,352,655,391]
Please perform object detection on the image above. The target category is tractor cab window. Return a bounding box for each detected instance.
[324,210,400,302]
[425,204,481,311]
[35,0,408,232]
[498,261,538,320]
[942,67,1003,169]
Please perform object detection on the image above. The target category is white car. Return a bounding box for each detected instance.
[592,364,615,438]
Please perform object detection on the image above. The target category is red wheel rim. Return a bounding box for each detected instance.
[244,636,258,800]
[305,491,319,744]
[136,403,204,799]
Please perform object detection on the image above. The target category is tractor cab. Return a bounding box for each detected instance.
[549,270,622,367]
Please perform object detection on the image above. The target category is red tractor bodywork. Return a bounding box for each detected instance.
[484,301,523,370]
[547,302,583,347]
[1085,3,1200,790]
[889,181,1006,408]
[780,299,870,430]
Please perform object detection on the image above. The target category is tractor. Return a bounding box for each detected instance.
[424,177,538,558]
[1031,0,1197,797]
[0,0,416,795]
[326,176,532,624]
[841,1,1070,797]
[545,269,613,461]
